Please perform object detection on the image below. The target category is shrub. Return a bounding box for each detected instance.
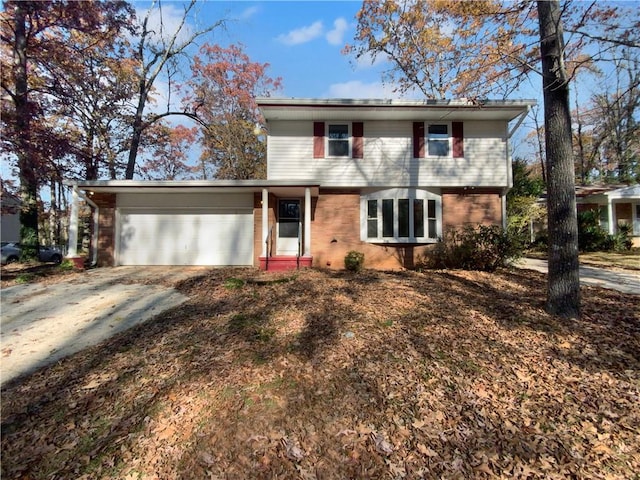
[58,259,75,272]
[420,225,523,272]
[611,223,633,252]
[577,210,612,252]
[344,251,365,272]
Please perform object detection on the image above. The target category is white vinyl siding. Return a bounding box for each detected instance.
[116,193,254,266]
[267,120,508,187]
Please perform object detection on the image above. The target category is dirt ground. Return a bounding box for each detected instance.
[1,266,639,479]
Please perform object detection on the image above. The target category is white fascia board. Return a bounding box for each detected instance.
[63,179,321,196]
[605,184,640,200]
[257,97,537,122]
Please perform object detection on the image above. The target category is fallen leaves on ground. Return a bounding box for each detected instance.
[1,267,639,479]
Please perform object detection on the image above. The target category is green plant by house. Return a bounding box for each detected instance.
[224,277,245,289]
[420,224,523,272]
[15,273,35,284]
[507,158,545,247]
[344,251,365,272]
[576,210,632,253]
[58,259,75,271]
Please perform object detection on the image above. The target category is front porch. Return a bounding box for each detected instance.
[576,184,640,248]
[257,185,317,271]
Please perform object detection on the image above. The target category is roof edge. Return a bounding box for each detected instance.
[256,97,537,108]
[64,179,321,188]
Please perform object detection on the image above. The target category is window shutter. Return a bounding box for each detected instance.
[452,121,464,157]
[313,122,325,158]
[352,122,364,158]
[413,122,425,158]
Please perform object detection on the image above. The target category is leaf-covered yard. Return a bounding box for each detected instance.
[1,267,639,479]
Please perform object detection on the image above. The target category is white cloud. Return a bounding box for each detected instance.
[353,50,390,70]
[239,6,260,20]
[325,80,399,99]
[135,4,194,48]
[326,17,349,46]
[276,21,324,45]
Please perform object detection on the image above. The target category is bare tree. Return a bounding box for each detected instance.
[124,0,224,179]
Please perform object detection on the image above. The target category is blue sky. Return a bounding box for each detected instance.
[188,0,399,98]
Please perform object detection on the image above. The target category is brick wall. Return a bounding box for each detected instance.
[92,193,116,266]
[258,188,506,270]
[441,188,503,233]
[311,189,432,270]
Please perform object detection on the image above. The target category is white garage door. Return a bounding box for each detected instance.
[117,208,254,266]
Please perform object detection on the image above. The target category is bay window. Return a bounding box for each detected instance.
[361,189,441,242]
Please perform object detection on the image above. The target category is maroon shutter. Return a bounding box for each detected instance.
[413,122,425,158]
[352,122,363,158]
[452,121,464,157]
[313,122,325,158]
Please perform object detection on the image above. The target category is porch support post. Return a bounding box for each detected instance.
[607,198,614,234]
[262,188,269,256]
[67,185,79,258]
[304,187,311,256]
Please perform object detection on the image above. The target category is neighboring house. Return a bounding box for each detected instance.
[1,188,21,244]
[66,98,534,270]
[575,184,640,247]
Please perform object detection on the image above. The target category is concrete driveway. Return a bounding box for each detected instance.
[517,258,640,295]
[1,266,209,387]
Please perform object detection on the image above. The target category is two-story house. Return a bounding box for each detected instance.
[66,98,534,270]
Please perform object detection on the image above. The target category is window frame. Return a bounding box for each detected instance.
[360,188,442,243]
[326,123,352,158]
[426,122,452,158]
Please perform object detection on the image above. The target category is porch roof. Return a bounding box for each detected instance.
[64,179,321,197]
[575,184,640,203]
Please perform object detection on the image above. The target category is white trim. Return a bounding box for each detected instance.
[114,208,122,266]
[304,187,311,255]
[425,122,452,158]
[607,199,615,235]
[262,188,269,257]
[326,122,352,158]
[276,198,302,256]
[67,186,79,258]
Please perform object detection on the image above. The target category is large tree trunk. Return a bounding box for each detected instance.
[125,118,144,179]
[537,0,581,318]
[125,87,147,179]
[13,2,39,259]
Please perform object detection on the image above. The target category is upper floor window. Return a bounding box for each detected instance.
[414,121,463,159]
[327,124,350,157]
[427,124,450,157]
[314,121,363,159]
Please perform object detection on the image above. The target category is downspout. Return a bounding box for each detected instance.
[503,105,532,229]
[71,185,100,267]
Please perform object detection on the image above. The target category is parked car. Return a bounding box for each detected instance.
[1,243,63,265]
